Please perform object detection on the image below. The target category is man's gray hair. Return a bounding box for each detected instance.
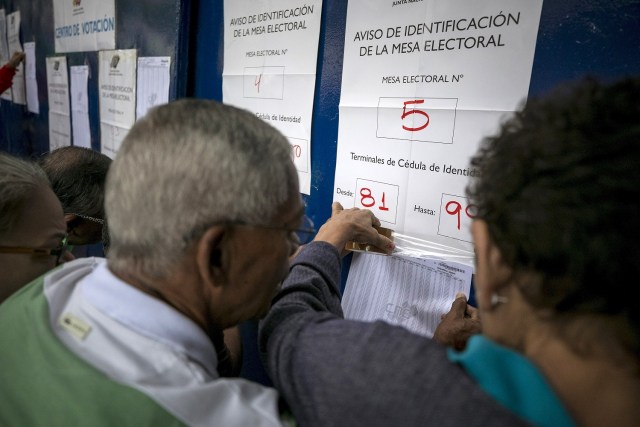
[106,99,298,277]
[0,152,50,238]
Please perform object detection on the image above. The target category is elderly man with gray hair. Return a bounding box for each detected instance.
[0,99,392,426]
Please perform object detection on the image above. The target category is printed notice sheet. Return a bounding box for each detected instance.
[46,56,71,150]
[53,0,115,53]
[99,49,137,158]
[24,42,39,114]
[136,56,170,120]
[0,10,11,101]
[70,65,91,148]
[6,11,25,105]
[342,252,472,338]
[222,0,323,195]
[334,0,543,260]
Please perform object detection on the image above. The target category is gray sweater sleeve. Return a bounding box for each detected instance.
[259,242,532,427]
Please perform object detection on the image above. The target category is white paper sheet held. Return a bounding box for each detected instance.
[342,252,472,338]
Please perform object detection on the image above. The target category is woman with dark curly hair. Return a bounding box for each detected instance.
[260,77,640,427]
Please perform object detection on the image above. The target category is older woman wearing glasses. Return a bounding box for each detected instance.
[0,152,71,304]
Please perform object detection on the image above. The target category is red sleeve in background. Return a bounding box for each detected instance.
[0,65,16,94]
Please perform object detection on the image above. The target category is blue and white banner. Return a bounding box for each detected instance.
[53,0,115,53]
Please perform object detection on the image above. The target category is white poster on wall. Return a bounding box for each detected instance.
[70,65,91,148]
[24,42,39,114]
[222,0,323,195]
[6,11,25,105]
[53,0,115,53]
[136,56,171,121]
[98,49,137,158]
[334,0,543,261]
[46,56,71,150]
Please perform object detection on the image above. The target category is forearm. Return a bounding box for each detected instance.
[259,242,344,371]
[269,241,343,317]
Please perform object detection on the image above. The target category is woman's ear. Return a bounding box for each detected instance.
[64,213,79,234]
[195,226,227,290]
[472,220,512,309]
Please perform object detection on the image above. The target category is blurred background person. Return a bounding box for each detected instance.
[39,146,112,257]
[0,151,70,304]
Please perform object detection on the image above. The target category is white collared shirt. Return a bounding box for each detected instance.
[45,258,285,427]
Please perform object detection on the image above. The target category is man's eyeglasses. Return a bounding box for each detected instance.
[0,234,70,265]
[186,215,317,245]
[235,215,316,245]
[67,213,105,225]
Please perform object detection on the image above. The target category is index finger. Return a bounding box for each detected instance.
[371,232,394,254]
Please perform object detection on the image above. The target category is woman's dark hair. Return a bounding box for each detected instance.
[467,77,640,356]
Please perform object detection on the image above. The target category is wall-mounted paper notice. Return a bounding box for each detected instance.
[136,56,170,120]
[222,0,323,195]
[98,49,137,158]
[70,65,91,148]
[333,0,543,262]
[6,11,25,105]
[24,42,39,114]
[46,56,71,150]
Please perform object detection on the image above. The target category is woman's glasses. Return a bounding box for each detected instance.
[0,234,70,265]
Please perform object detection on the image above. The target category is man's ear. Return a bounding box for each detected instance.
[472,220,512,308]
[195,226,227,290]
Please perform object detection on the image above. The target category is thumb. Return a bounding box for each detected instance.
[331,201,344,218]
[449,293,468,317]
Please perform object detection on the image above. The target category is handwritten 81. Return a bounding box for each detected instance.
[355,179,399,224]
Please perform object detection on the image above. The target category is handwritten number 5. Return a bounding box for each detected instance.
[401,100,430,131]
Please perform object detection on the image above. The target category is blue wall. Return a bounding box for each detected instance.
[0,0,191,158]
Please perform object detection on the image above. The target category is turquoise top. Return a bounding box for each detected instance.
[448,335,576,427]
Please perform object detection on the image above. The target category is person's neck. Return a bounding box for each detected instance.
[110,265,221,340]
[525,330,640,427]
